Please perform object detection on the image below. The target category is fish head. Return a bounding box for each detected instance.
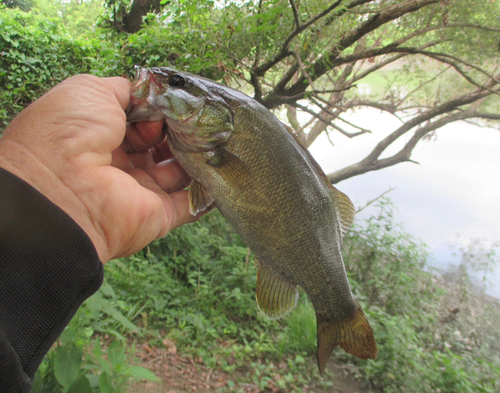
[127,66,234,151]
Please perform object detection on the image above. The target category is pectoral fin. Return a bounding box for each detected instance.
[255,258,299,319]
[188,180,214,216]
[205,148,250,184]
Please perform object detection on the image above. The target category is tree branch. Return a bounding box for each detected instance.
[365,89,493,163]
[258,0,373,93]
[268,0,438,104]
[253,0,345,76]
[474,113,500,121]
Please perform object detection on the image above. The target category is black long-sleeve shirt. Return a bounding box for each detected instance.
[0,167,103,392]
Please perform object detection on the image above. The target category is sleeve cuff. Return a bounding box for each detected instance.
[0,167,104,390]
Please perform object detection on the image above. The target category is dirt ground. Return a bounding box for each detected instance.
[129,344,368,393]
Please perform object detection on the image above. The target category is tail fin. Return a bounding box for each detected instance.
[316,306,377,375]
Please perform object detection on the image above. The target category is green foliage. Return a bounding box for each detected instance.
[33,270,157,392]
[33,200,500,392]
[2,2,499,391]
[0,3,125,130]
[1,0,33,12]
[104,211,280,357]
[339,199,500,392]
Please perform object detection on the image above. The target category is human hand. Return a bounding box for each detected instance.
[0,75,200,262]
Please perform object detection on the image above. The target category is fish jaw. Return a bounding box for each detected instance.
[126,67,234,152]
[126,67,165,122]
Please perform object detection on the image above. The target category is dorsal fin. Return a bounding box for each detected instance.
[331,187,355,238]
[283,123,355,238]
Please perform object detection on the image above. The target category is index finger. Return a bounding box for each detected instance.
[122,121,166,153]
[100,76,132,111]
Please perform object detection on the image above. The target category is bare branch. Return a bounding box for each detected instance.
[337,116,372,134]
[325,129,337,148]
[347,46,500,90]
[415,53,500,95]
[293,103,369,138]
[309,93,344,110]
[346,100,398,114]
[280,85,357,102]
[441,23,500,33]
[350,53,408,84]
[365,89,493,162]
[309,97,342,119]
[474,113,500,121]
[349,40,441,85]
[327,96,496,184]
[314,87,358,94]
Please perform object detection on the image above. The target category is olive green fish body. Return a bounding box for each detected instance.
[174,104,354,316]
[127,67,377,373]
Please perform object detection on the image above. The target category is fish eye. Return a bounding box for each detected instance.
[168,74,185,87]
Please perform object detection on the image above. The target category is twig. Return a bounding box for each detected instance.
[294,103,368,138]
[337,115,372,134]
[310,93,344,110]
[325,129,336,147]
[398,66,451,106]
[206,368,213,382]
[314,86,358,94]
[292,51,316,90]
[416,51,500,95]
[289,0,301,28]
[356,187,396,213]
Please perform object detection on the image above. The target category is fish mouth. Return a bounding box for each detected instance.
[126,66,165,122]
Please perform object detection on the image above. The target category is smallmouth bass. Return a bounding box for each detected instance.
[126,66,377,373]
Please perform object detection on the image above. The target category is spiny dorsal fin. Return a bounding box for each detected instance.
[188,180,214,216]
[255,258,299,320]
[283,123,355,238]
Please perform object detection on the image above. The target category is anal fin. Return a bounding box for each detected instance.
[188,180,214,216]
[255,258,299,319]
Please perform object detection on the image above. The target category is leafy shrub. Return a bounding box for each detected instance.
[341,199,500,392]
[0,5,126,130]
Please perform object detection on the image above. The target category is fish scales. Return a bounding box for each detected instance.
[127,67,377,373]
